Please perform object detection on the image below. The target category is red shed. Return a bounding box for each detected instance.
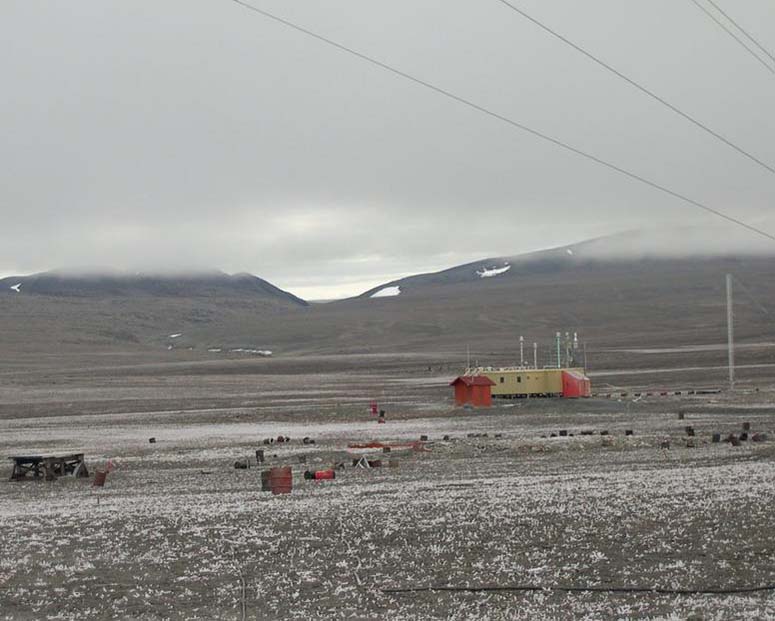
[561,370,591,398]
[450,376,496,407]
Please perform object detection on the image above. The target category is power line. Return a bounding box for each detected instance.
[688,0,775,76]
[493,0,775,176]
[705,0,775,66]
[227,0,775,245]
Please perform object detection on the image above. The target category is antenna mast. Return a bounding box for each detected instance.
[726,274,735,390]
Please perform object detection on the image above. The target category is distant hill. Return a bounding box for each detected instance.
[2,235,775,365]
[0,270,308,306]
[0,270,308,354]
[358,230,775,299]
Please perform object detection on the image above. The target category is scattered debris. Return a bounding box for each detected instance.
[268,467,292,495]
[304,469,335,480]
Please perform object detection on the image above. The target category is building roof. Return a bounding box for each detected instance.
[449,375,496,387]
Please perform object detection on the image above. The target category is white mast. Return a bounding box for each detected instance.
[519,335,524,368]
[533,342,538,369]
[726,274,735,390]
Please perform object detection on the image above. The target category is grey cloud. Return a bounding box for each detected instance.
[1,0,774,297]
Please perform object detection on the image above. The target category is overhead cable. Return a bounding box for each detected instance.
[705,0,775,66]
[227,0,775,244]
[688,0,775,76]
[493,0,775,176]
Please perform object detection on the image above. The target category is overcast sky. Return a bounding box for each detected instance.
[2,1,774,298]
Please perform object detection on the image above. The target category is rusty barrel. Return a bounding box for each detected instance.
[93,470,107,487]
[269,466,292,495]
[314,469,335,480]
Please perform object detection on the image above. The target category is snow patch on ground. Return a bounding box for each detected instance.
[229,348,272,356]
[371,286,401,298]
[566,249,574,255]
[169,333,182,339]
[476,264,511,278]
[9,283,21,293]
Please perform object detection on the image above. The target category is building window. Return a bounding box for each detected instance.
[517,376,522,383]
[500,377,504,383]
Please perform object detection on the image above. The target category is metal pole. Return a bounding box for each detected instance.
[726,274,735,390]
[519,336,524,368]
[556,332,561,369]
[533,342,538,369]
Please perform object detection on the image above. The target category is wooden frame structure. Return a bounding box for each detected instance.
[9,453,89,481]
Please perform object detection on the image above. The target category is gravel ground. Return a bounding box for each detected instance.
[3,390,775,620]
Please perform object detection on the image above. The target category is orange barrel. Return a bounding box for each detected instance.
[269,466,292,495]
[261,469,272,492]
[314,469,335,480]
[93,470,107,487]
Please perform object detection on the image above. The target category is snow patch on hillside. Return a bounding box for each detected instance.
[477,264,511,278]
[9,283,21,293]
[371,286,401,298]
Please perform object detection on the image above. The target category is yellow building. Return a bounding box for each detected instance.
[470,367,587,398]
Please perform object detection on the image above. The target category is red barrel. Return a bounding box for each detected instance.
[314,469,335,480]
[269,466,292,495]
[93,470,107,487]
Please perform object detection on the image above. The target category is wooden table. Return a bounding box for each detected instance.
[9,453,89,481]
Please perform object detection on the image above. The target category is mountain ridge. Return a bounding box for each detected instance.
[0,269,308,307]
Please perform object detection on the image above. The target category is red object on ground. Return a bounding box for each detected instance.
[449,376,496,407]
[269,466,292,495]
[348,441,420,450]
[561,370,592,398]
[377,418,386,424]
[370,401,378,415]
[314,469,335,480]
[93,470,107,487]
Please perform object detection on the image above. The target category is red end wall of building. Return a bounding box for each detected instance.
[562,371,591,398]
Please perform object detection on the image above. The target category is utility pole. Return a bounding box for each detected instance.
[726,274,735,390]
[519,335,524,368]
[556,332,562,369]
[533,342,538,369]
